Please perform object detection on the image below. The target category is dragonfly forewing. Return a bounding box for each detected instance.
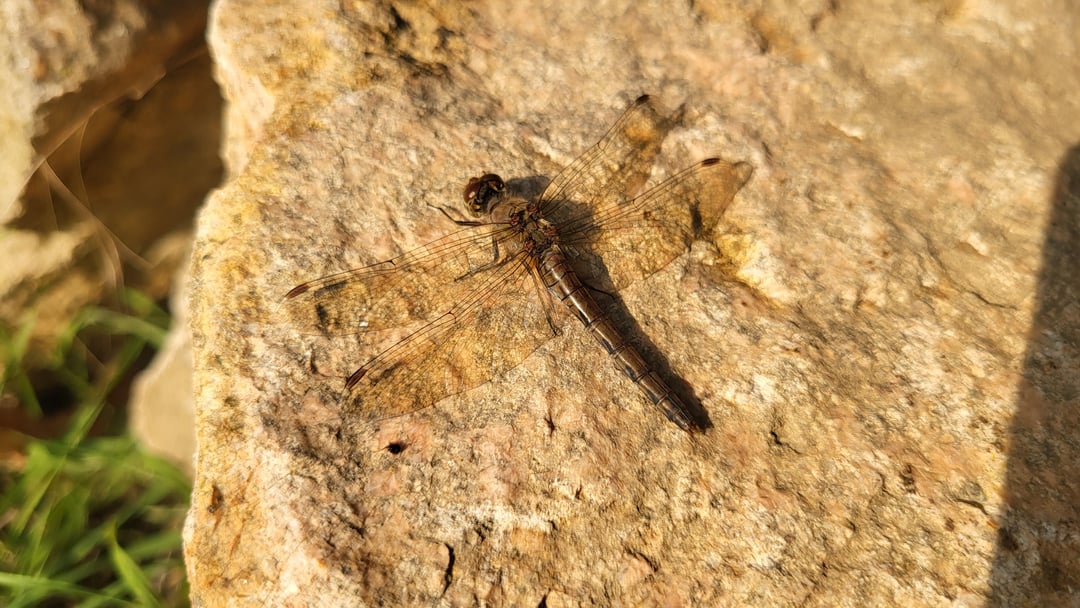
[282,222,522,336]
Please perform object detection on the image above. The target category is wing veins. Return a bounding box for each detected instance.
[355,254,527,380]
[537,95,667,214]
[285,223,518,296]
[555,162,707,237]
[348,253,541,418]
[281,221,528,335]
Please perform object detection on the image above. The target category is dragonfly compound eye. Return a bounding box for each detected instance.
[463,173,505,216]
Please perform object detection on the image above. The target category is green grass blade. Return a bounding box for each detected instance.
[105,521,161,608]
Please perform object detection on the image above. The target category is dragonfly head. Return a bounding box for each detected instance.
[463,173,506,217]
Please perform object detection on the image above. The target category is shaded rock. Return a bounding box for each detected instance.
[0,0,218,369]
[0,1,219,466]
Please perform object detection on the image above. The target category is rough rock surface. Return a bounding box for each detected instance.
[184,0,1080,606]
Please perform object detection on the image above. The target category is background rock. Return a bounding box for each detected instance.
[1,0,216,350]
[184,0,1080,605]
[0,0,218,465]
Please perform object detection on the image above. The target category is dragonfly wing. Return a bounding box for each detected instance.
[281,223,518,335]
[342,254,557,421]
[560,158,753,290]
[538,95,674,217]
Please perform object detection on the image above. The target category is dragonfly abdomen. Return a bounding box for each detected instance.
[539,247,698,432]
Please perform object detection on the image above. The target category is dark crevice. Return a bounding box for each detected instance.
[442,543,455,593]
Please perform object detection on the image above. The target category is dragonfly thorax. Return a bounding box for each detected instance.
[513,203,560,253]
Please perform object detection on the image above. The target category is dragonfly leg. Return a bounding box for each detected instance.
[452,236,506,282]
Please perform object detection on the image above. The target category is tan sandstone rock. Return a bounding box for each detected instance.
[184,0,1080,605]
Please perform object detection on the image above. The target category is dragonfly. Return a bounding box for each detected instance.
[282,95,752,432]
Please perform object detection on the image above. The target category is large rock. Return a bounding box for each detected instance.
[184,0,1080,605]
